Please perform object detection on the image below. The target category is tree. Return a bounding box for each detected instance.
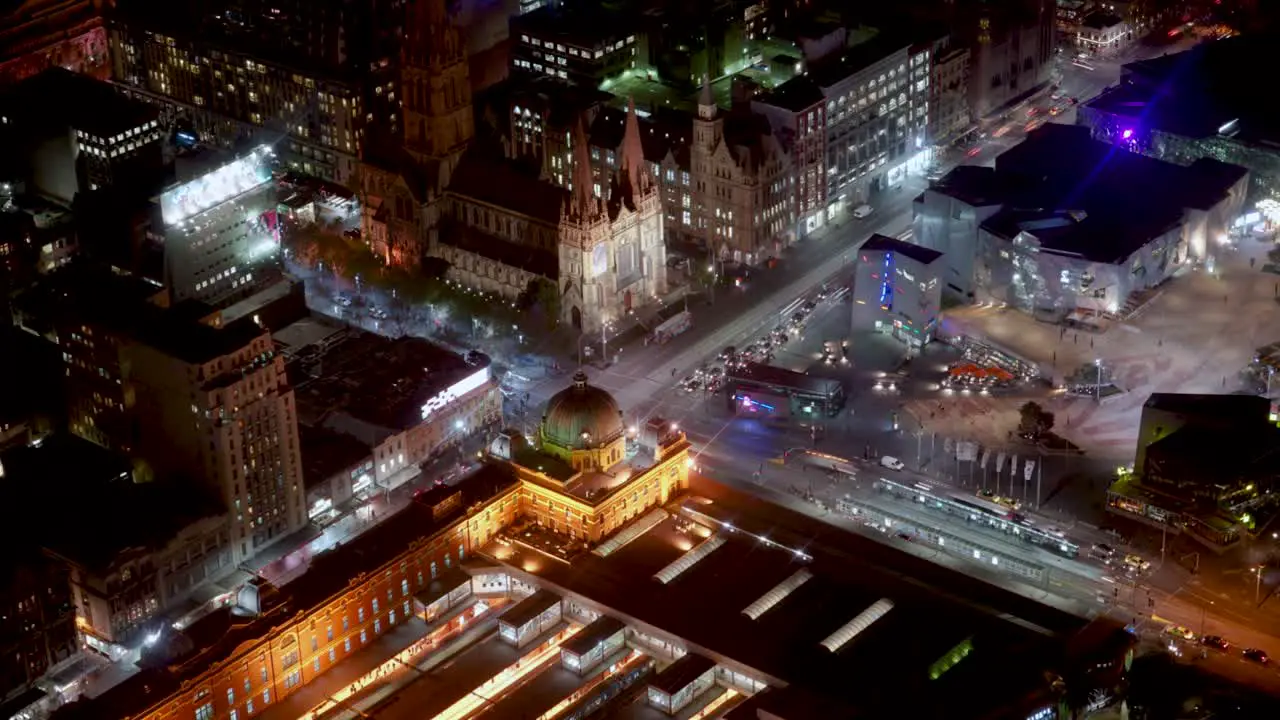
[521,277,561,329]
[1018,401,1055,439]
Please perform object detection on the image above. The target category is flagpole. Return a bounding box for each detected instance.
[1036,455,1043,509]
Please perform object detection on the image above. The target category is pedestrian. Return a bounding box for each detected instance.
[671,367,677,378]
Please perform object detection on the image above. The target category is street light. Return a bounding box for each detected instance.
[1255,566,1265,605]
[1094,358,1103,401]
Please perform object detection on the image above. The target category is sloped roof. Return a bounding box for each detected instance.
[446,151,569,226]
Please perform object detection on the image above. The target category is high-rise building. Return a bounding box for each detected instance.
[14,269,306,563]
[0,545,77,702]
[755,31,931,239]
[129,318,305,563]
[107,10,364,183]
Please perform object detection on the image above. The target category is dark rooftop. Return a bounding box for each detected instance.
[447,151,569,226]
[930,165,1016,207]
[290,331,485,436]
[1081,11,1123,30]
[510,4,634,49]
[0,435,222,572]
[649,653,716,695]
[862,233,943,265]
[932,124,1246,263]
[1143,392,1271,420]
[14,266,267,366]
[754,76,825,113]
[298,425,373,489]
[484,475,1093,719]
[1087,35,1280,144]
[498,589,562,629]
[0,68,157,138]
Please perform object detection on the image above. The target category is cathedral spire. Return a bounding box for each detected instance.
[569,114,597,220]
[697,76,716,119]
[619,97,650,198]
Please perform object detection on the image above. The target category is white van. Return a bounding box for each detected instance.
[852,204,874,219]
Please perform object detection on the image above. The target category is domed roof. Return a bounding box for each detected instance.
[542,371,624,450]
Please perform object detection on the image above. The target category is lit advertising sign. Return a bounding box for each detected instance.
[421,368,489,421]
[161,147,273,225]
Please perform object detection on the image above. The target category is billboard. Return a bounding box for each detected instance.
[161,147,273,225]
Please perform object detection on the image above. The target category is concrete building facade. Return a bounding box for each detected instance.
[852,234,943,349]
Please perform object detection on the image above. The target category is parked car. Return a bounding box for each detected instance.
[879,456,905,471]
[852,204,875,219]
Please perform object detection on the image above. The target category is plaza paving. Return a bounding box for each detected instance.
[940,241,1280,461]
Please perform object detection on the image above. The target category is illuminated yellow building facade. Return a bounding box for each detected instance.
[67,373,689,720]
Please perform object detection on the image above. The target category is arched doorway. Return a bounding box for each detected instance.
[571,306,582,330]
[623,290,633,312]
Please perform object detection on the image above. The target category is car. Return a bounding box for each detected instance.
[342,228,362,240]
[880,456,905,471]
[802,300,818,312]
[718,346,737,362]
[1163,625,1196,641]
[1089,543,1117,561]
[965,146,982,158]
[1200,635,1230,651]
[851,204,874,219]
[1243,648,1270,664]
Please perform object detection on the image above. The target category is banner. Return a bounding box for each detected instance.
[979,450,989,469]
[1024,460,1036,481]
[1010,455,1018,477]
[995,452,1005,473]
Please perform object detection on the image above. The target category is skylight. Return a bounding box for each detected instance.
[819,599,894,652]
[742,570,813,621]
[654,535,725,585]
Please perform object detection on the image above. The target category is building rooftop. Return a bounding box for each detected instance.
[447,150,569,226]
[298,424,373,490]
[287,329,487,437]
[0,68,157,139]
[1081,11,1123,30]
[13,267,267,365]
[0,435,222,572]
[480,474,1096,718]
[1088,35,1280,144]
[754,75,825,113]
[509,4,634,50]
[862,233,943,264]
[943,124,1248,263]
[1143,392,1271,420]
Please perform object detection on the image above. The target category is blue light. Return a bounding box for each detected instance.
[878,253,894,310]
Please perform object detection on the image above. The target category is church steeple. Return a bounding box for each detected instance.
[402,0,474,174]
[697,76,717,120]
[618,97,652,201]
[566,114,601,222]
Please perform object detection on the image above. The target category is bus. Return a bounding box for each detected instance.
[948,493,1016,520]
[726,362,845,417]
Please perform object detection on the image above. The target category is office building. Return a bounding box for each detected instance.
[1107,393,1280,551]
[0,68,163,205]
[1079,37,1280,202]
[14,269,307,563]
[755,31,933,238]
[107,10,363,183]
[157,146,283,307]
[852,233,943,349]
[914,124,1247,314]
[0,0,108,86]
[49,373,1136,720]
[0,544,77,705]
[928,40,972,148]
[509,6,641,88]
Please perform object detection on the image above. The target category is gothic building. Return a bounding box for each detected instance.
[433,102,667,335]
[357,0,473,267]
[689,81,792,264]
